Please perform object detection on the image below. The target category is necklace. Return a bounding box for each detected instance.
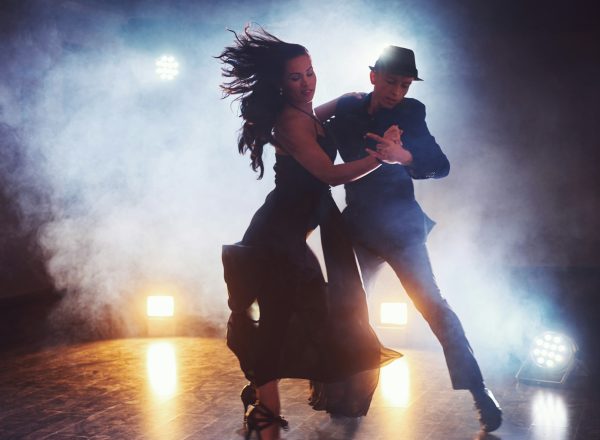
[287,103,322,125]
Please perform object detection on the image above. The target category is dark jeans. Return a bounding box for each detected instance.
[354,241,485,390]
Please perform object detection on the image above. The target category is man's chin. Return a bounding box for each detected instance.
[383,99,401,108]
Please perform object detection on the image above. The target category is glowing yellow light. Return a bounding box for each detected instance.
[380,358,410,407]
[147,296,174,317]
[146,341,177,399]
[380,302,407,326]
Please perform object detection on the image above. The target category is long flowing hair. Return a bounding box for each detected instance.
[217,27,308,178]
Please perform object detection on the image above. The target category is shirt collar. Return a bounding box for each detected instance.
[363,92,402,118]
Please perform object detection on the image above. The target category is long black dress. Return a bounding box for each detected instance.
[222,126,400,416]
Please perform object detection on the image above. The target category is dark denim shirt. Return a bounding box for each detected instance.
[327,93,450,248]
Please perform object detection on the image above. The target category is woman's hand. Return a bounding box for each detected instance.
[365,125,413,165]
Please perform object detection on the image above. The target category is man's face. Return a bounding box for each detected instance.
[370,70,413,109]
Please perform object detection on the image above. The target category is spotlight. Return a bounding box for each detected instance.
[147,295,174,317]
[380,302,408,327]
[146,295,176,336]
[155,55,179,80]
[516,331,578,386]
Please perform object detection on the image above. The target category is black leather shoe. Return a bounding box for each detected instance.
[472,387,502,432]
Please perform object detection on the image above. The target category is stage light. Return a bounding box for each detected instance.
[146,295,176,336]
[380,302,408,326]
[155,55,179,80]
[147,295,174,317]
[516,331,577,386]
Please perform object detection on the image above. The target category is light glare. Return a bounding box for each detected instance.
[530,331,576,370]
[380,302,408,326]
[146,342,177,398]
[380,358,410,407]
[147,295,175,317]
[155,55,180,80]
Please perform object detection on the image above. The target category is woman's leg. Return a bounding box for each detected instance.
[256,380,280,439]
[251,280,292,439]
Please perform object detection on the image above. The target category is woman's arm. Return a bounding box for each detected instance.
[275,112,380,186]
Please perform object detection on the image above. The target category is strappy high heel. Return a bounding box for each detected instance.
[241,383,257,424]
[241,383,257,412]
[244,401,289,440]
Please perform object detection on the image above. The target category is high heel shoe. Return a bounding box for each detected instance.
[241,382,257,427]
[245,401,289,440]
[241,383,257,413]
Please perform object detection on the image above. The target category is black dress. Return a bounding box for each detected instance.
[222,127,400,416]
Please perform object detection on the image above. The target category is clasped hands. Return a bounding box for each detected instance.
[365,125,413,165]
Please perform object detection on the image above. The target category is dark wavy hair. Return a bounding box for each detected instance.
[217,27,308,178]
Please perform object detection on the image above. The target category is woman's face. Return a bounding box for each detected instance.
[281,54,316,105]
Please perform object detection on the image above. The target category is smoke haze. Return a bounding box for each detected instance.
[1,0,598,363]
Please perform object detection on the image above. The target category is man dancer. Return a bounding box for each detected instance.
[326,46,502,432]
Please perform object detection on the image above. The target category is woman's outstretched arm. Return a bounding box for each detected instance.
[275,110,383,186]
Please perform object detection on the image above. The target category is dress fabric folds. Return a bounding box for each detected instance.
[222,129,400,416]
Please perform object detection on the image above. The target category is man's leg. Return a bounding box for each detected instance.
[384,242,502,431]
[384,242,483,388]
[353,243,386,296]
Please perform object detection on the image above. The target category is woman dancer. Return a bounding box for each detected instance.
[218,27,401,439]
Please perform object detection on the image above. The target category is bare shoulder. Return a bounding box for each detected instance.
[276,107,314,133]
[274,108,317,143]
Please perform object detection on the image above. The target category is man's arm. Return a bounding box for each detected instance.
[402,100,450,179]
[315,93,366,122]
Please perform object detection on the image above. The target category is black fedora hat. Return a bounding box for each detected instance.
[370,45,423,81]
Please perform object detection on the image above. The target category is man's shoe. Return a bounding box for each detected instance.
[472,387,502,432]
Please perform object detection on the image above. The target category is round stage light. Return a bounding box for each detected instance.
[155,55,179,80]
[529,331,576,370]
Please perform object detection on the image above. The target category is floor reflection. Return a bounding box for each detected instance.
[1,339,597,439]
[145,340,179,439]
[531,389,568,427]
[379,357,410,407]
[146,340,178,399]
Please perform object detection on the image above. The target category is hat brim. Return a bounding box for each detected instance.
[369,65,423,81]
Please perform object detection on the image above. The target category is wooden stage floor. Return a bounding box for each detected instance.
[0,337,597,439]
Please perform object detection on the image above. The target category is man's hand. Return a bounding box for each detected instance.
[365,125,413,165]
